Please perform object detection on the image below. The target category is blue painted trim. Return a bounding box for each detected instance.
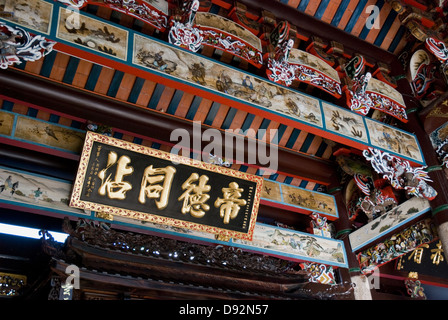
[204,102,221,125]
[1,100,14,111]
[70,120,82,129]
[374,10,397,46]
[147,83,165,109]
[315,141,328,157]
[357,115,370,153]
[388,25,406,53]
[358,0,384,40]
[297,0,310,11]
[133,137,143,145]
[127,77,146,104]
[241,113,255,132]
[257,119,271,141]
[107,70,125,97]
[151,142,161,149]
[166,89,183,115]
[331,0,351,27]
[286,128,301,149]
[209,4,221,14]
[39,50,57,78]
[275,124,288,143]
[62,56,80,84]
[185,96,202,120]
[344,0,368,33]
[84,64,102,91]
[299,180,308,188]
[113,132,123,139]
[221,107,238,130]
[300,133,315,152]
[284,176,293,184]
[269,172,279,181]
[49,114,60,123]
[314,0,331,20]
[27,108,38,118]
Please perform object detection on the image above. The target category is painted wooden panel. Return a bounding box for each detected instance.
[261,179,338,220]
[70,132,263,241]
[0,1,426,165]
[0,110,86,155]
[0,165,89,216]
[349,196,431,252]
[0,165,348,268]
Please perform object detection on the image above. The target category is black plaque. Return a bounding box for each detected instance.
[70,132,262,240]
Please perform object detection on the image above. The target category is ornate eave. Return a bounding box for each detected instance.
[43,219,353,300]
[2,0,448,301]
[0,67,336,185]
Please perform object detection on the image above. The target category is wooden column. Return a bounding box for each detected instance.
[392,59,448,265]
[0,68,336,186]
[328,176,367,300]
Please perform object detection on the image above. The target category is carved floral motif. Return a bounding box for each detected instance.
[62,218,302,275]
[0,22,55,69]
[168,0,263,67]
[57,0,168,31]
[363,147,437,200]
[266,34,342,96]
[344,56,407,122]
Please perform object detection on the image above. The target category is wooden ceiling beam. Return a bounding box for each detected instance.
[0,68,336,185]
[239,0,398,65]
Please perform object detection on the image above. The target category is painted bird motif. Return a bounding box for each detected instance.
[45,126,58,141]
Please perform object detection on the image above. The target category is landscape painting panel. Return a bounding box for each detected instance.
[233,223,347,267]
[0,166,89,216]
[281,184,337,216]
[57,7,128,60]
[14,116,85,153]
[349,197,430,251]
[0,0,52,34]
[367,77,405,106]
[0,110,14,136]
[261,179,282,202]
[289,48,340,82]
[133,34,323,128]
[194,12,262,51]
[365,118,423,163]
[322,102,368,143]
[143,0,168,14]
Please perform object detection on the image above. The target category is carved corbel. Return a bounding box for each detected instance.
[363,147,438,201]
[343,55,408,121]
[0,22,56,69]
[306,36,336,67]
[168,0,203,52]
[372,62,398,88]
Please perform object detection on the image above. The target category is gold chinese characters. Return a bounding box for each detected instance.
[97,151,248,224]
